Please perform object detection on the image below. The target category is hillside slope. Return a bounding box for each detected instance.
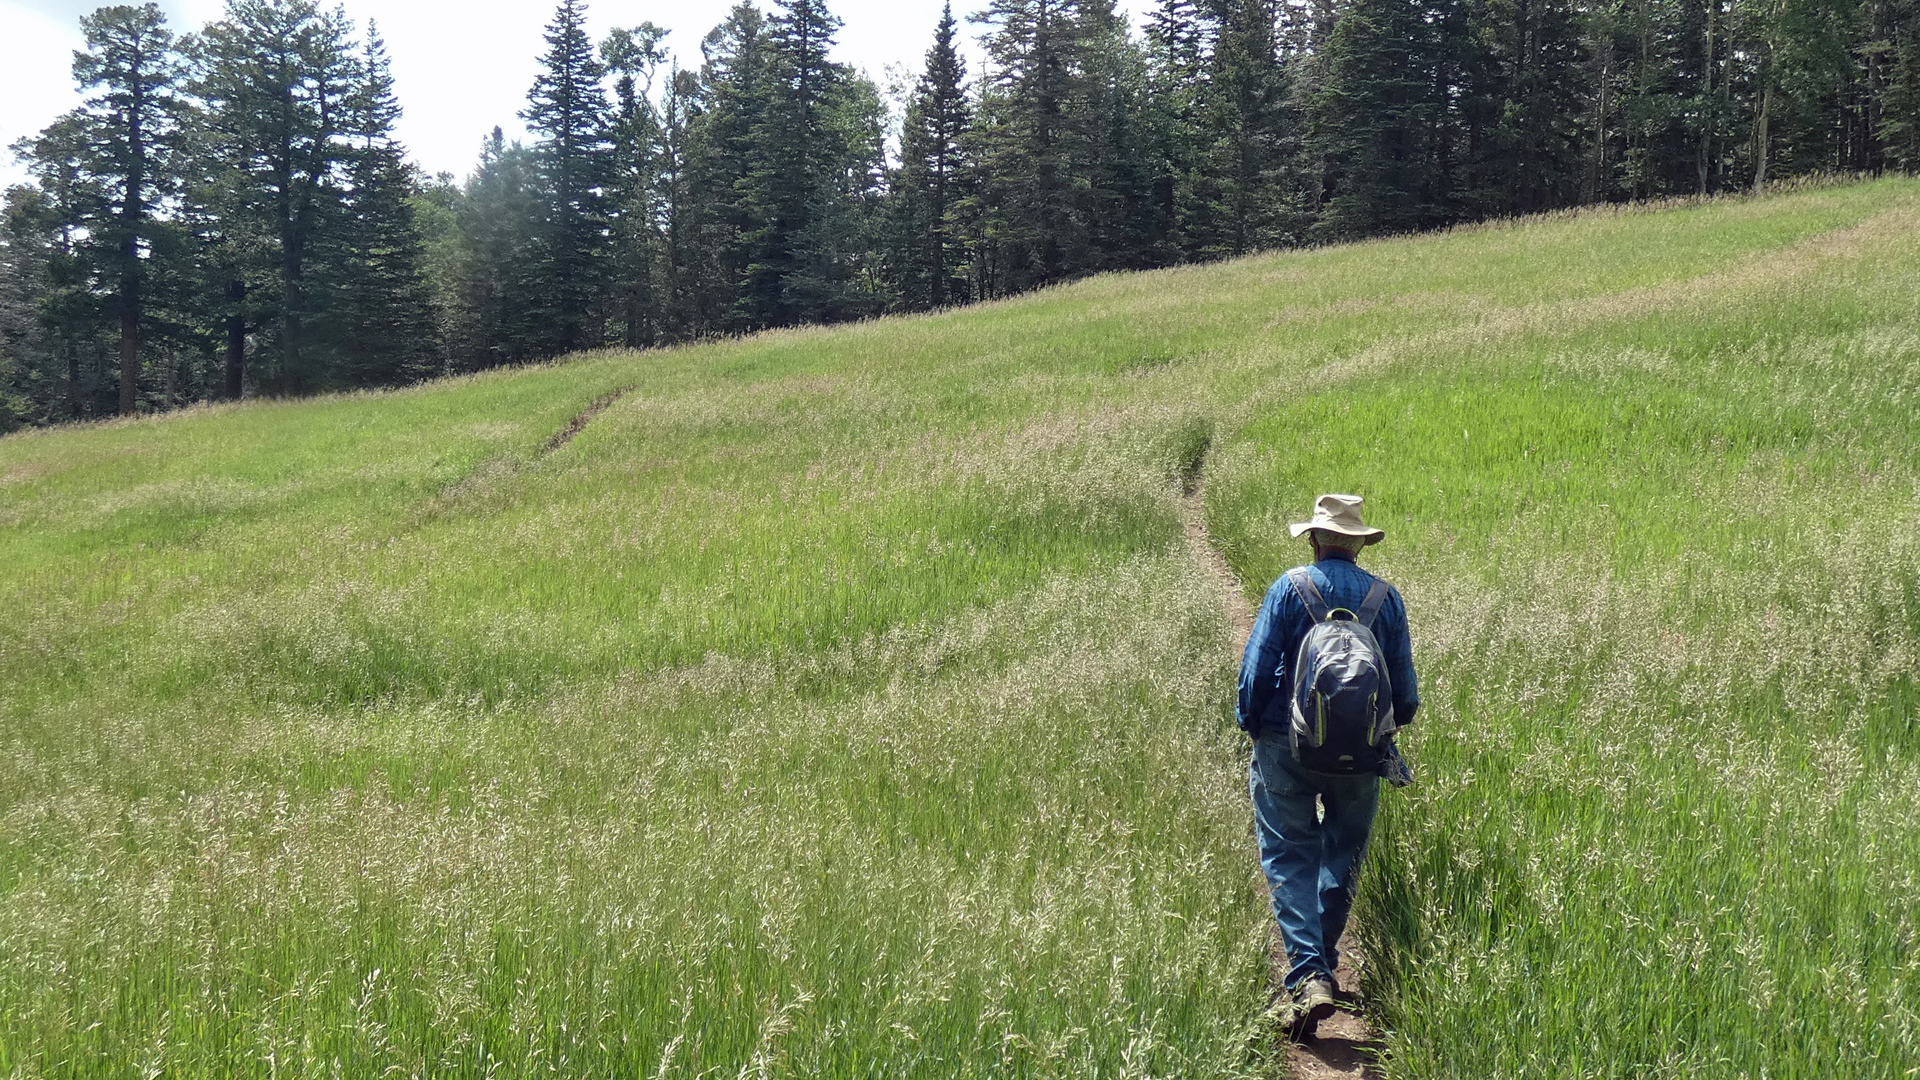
[2,180,1916,1079]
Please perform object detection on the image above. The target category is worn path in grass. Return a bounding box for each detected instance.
[6,179,1919,1079]
[1181,465,1379,1080]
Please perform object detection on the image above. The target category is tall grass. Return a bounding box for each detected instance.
[1205,191,1920,1078]
[2,179,1915,1078]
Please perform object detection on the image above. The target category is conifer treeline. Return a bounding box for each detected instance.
[3,0,1917,427]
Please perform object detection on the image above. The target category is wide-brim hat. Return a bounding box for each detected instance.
[1288,493,1385,545]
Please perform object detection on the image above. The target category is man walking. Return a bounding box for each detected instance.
[1237,493,1419,1036]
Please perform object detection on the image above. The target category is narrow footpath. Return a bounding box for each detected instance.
[1178,473,1382,1080]
[544,385,635,453]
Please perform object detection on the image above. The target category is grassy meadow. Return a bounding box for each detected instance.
[2,179,1917,1078]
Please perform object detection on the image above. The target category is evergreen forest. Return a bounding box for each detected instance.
[3,0,1918,428]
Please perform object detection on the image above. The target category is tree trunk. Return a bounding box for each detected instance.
[1635,12,1651,200]
[1753,82,1772,192]
[119,299,139,414]
[282,242,303,395]
[1698,0,1715,195]
[1586,40,1611,203]
[225,279,246,400]
[118,77,146,416]
[67,340,82,418]
[930,157,948,308]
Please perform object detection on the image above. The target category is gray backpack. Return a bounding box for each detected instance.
[1286,568,1398,774]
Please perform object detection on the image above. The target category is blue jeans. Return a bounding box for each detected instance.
[1248,731,1380,989]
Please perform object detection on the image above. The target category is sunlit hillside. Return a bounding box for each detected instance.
[3,179,1916,1079]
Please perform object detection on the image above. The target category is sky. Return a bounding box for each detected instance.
[1,0,1090,191]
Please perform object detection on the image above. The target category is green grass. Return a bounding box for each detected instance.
[3,179,1917,1078]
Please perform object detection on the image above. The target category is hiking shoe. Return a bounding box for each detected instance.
[1287,973,1338,1040]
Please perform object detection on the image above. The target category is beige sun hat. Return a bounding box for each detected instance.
[1287,493,1386,545]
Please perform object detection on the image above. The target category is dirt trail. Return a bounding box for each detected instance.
[1178,471,1382,1080]
[544,385,635,453]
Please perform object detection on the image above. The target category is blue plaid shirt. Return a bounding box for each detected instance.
[1236,550,1420,735]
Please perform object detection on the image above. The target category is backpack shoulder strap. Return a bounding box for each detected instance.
[1287,567,1331,622]
[1357,578,1392,629]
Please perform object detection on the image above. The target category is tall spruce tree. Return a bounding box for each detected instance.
[1458,0,1589,214]
[1883,0,1920,168]
[1609,0,1692,197]
[336,27,440,384]
[1205,0,1296,254]
[522,0,614,355]
[13,115,115,419]
[440,129,549,369]
[1143,0,1213,257]
[0,186,73,427]
[1739,0,1857,186]
[975,0,1077,291]
[892,4,974,309]
[176,117,266,401]
[655,65,727,337]
[0,198,38,432]
[734,0,885,326]
[694,4,773,328]
[1308,0,1451,239]
[1076,0,1162,269]
[1690,0,1733,193]
[973,0,1155,291]
[602,23,671,347]
[68,4,186,414]
[193,0,360,394]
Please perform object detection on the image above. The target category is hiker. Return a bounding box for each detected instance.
[1237,493,1419,1036]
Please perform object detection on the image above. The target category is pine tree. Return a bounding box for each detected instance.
[975,0,1077,290]
[1204,0,1297,255]
[1686,0,1731,193]
[973,0,1154,291]
[1608,0,1691,198]
[1457,0,1589,214]
[69,3,186,414]
[821,75,891,315]
[1074,0,1162,270]
[1739,0,1857,185]
[655,65,724,337]
[12,116,114,419]
[175,109,266,402]
[691,4,773,329]
[336,27,440,384]
[193,0,360,394]
[892,4,974,309]
[1882,0,1920,168]
[0,186,69,428]
[1143,0,1212,257]
[602,23,671,347]
[735,0,880,327]
[1307,0,1451,240]
[1578,0,1622,201]
[440,129,549,369]
[522,0,615,355]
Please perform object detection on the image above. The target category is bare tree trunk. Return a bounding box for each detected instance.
[1753,83,1772,192]
[118,303,139,414]
[225,279,246,400]
[67,340,82,417]
[1698,0,1716,195]
[282,257,303,395]
[118,80,146,415]
[930,160,948,308]
[1587,41,1610,204]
